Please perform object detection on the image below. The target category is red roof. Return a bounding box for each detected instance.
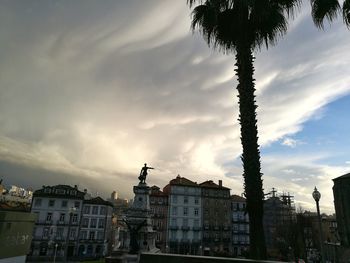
[231,194,246,202]
[199,180,230,190]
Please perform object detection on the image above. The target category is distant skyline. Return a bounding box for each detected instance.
[1,1,350,214]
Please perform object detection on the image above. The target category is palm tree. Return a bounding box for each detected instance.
[187,0,300,259]
[310,0,350,28]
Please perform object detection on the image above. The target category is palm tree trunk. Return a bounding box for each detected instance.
[235,42,267,260]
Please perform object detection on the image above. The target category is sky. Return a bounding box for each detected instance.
[1,0,350,214]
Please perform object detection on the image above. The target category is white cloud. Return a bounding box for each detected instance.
[0,1,349,207]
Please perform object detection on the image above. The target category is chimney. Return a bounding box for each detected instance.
[219,180,222,187]
[74,185,78,189]
[84,189,87,193]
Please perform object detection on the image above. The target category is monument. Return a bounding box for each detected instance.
[106,164,159,263]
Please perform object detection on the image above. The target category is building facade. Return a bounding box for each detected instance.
[150,185,168,252]
[30,185,85,259]
[231,194,249,257]
[78,197,113,258]
[163,175,202,255]
[333,173,350,247]
[200,180,231,256]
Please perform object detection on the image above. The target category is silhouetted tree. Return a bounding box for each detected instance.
[187,0,300,259]
[310,0,350,28]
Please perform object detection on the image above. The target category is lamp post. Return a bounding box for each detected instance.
[64,206,77,262]
[312,187,325,263]
[53,243,58,263]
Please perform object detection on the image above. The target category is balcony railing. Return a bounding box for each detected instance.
[181,226,190,231]
[192,226,201,231]
[169,225,178,230]
[36,220,53,225]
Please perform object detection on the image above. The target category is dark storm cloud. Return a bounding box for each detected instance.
[0,1,349,211]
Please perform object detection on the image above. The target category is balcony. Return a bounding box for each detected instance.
[36,220,53,225]
[181,226,190,231]
[169,225,178,230]
[203,225,209,230]
[56,220,67,225]
[213,226,220,231]
[181,238,190,243]
[223,226,231,231]
[192,226,201,231]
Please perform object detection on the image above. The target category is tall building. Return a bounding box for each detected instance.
[163,175,202,255]
[263,188,296,259]
[231,194,249,257]
[333,173,350,247]
[30,185,85,259]
[200,180,231,256]
[150,185,168,252]
[78,197,113,258]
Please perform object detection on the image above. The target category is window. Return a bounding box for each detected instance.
[46,212,52,222]
[89,231,95,240]
[84,205,90,214]
[74,201,80,208]
[70,228,76,239]
[98,219,105,229]
[34,198,42,207]
[61,200,68,207]
[183,218,188,227]
[82,218,89,227]
[172,196,177,203]
[49,200,55,207]
[171,218,177,226]
[172,207,177,215]
[59,213,65,222]
[97,231,104,240]
[43,227,49,238]
[156,233,161,241]
[80,230,87,239]
[56,189,65,194]
[170,230,176,239]
[194,198,199,205]
[182,231,188,239]
[92,206,98,214]
[184,196,188,204]
[183,207,188,216]
[194,219,199,227]
[90,219,97,228]
[100,207,106,215]
[194,208,199,216]
[56,227,64,239]
[72,214,78,223]
[193,231,199,239]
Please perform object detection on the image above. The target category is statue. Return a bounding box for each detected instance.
[138,163,154,184]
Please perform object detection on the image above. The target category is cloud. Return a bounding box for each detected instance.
[0,1,349,211]
[282,138,299,148]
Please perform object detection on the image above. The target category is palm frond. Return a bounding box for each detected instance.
[343,0,350,27]
[271,0,302,18]
[311,0,340,29]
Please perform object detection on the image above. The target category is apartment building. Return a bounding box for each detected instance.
[150,185,168,252]
[30,185,85,259]
[200,180,231,256]
[163,175,202,255]
[78,197,113,258]
[231,194,249,257]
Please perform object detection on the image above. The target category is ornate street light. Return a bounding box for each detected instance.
[312,187,325,263]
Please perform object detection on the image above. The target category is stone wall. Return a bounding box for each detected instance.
[139,253,282,263]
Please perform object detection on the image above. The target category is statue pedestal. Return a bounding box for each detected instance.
[125,183,158,253]
[107,182,159,263]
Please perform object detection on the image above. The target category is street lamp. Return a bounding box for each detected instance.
[64,206,77,262]
[53,243,58,263]
[312,187,325,263]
